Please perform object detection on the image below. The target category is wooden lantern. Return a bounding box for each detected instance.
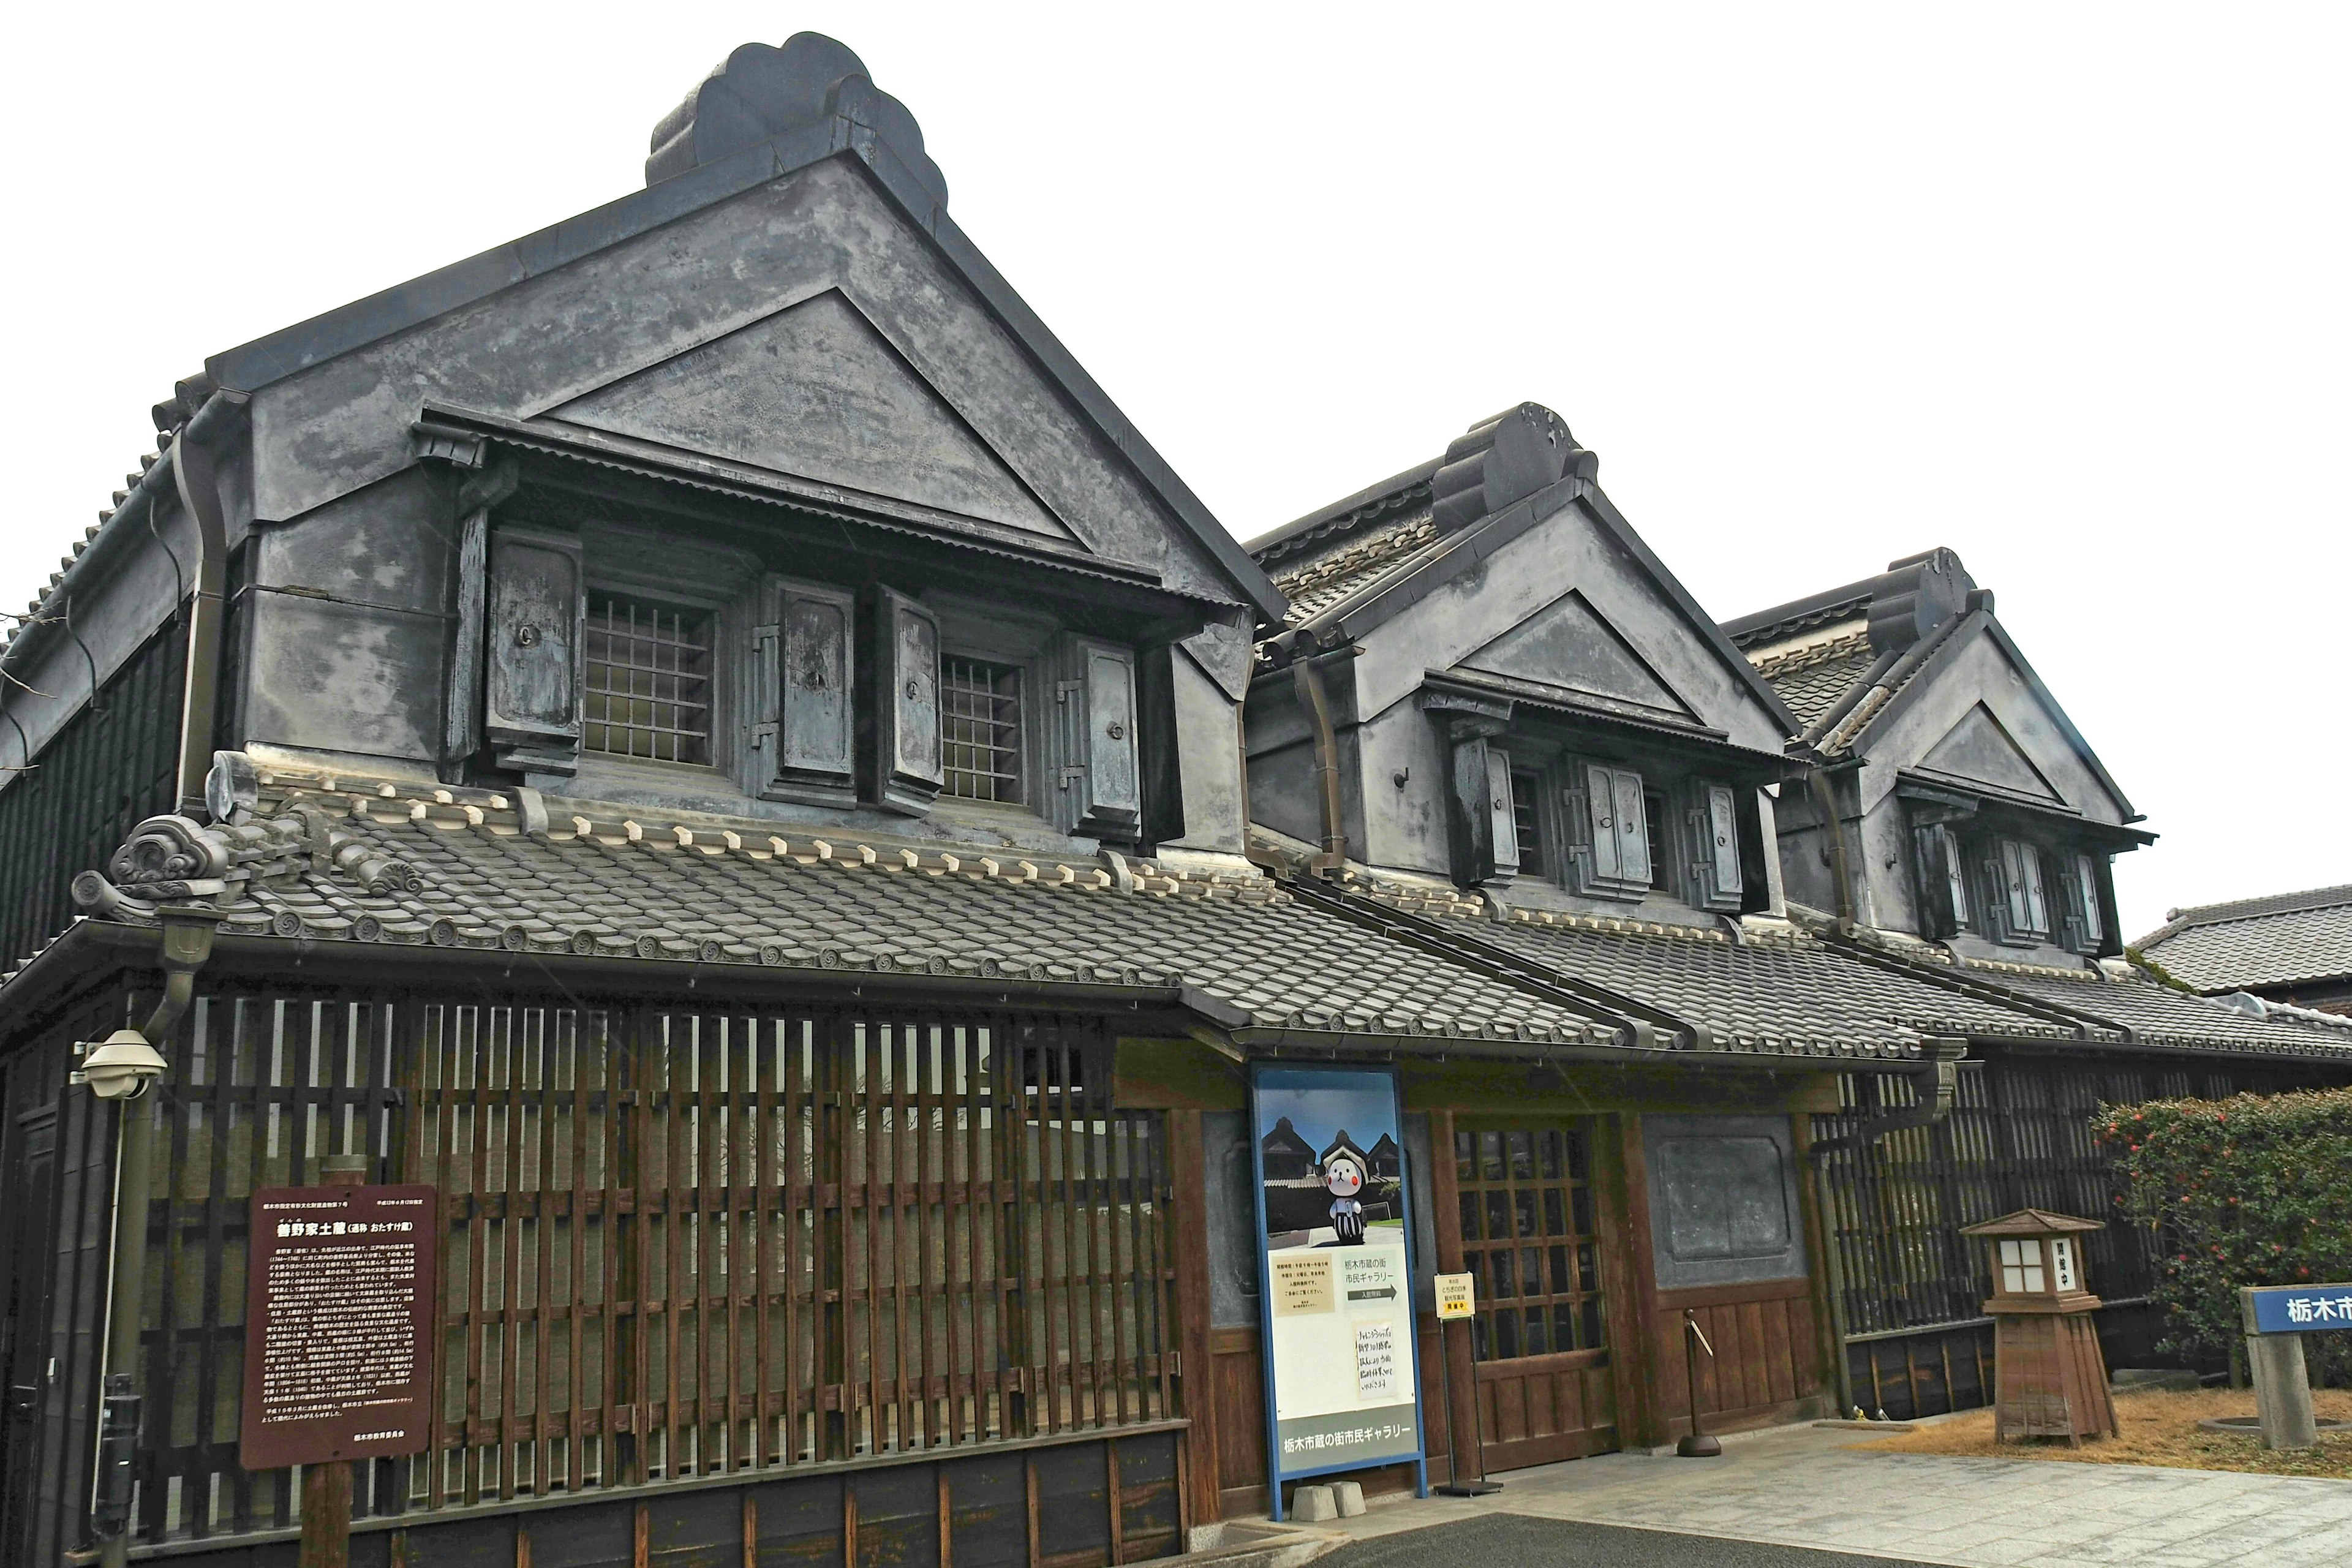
[1960,1208,2117,1445]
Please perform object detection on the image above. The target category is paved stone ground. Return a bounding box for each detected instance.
[1300,1423,2352,1567]
[1317,1514,1927,1567]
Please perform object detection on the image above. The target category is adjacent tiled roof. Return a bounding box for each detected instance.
[1800,915,2352,1060]
[57,772,1622,1051]
[1744,620,1877,731]
[1974,960,2352,1057]
[1479,908,2082,1058]
[2135,885,2352,994]
[1266,508,1440,628]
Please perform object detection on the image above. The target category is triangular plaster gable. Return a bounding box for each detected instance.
[1458,589,1697,720]
[1920,702,2062,801]
[551,288,1070,538]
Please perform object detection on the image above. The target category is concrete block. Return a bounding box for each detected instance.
[1291,1484,1338,1522]
[1333,1480,1366,1517]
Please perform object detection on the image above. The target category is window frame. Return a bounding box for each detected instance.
[575,578,733,776]
[939,653,1029,806]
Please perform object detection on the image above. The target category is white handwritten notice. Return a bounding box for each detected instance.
[1355,1322,1399,1401]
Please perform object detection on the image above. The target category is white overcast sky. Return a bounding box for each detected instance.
[4,4,2344,938]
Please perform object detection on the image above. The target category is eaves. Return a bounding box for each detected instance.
[420,406,1229,608]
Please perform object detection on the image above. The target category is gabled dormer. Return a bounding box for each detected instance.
[1728,549,2152,961]
[1246,405,1800,924]
[185,34,1279,859]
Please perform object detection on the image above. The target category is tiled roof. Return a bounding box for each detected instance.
[1267,508,1440,628]
[1744,620,1878,731]
[1479,908,2082,1058]
[2135,886,2352,993]
[1972,959,2352,1057]
[58,774,1623,1051]
[1796,915,2352,1060]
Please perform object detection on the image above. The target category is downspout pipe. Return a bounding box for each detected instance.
[1282,632,1348,878]
[1805,1037,1969,1417]
[89,908,222,1568]
[168,400,236,814]
[1806,766,1858,930]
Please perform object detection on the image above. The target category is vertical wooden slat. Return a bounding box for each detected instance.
[784,1016,807,1464]
[753,1015,777,1469]
[995,1018,1028,1440]
[567,1011,593,1494]
[662,1012,686,1477]
[498,1008,531,1500]
[816,1014,845,1462]
[962,1026,989,1444]
[888,1019,913,1452]
[862,1019,885,1454]
[1166,1109,1217,1526]
[532,1011,561,1496]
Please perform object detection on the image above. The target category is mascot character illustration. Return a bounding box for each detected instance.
[1322,1150,1368,1246]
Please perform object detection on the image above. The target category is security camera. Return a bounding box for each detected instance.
[74,1028,168,1101]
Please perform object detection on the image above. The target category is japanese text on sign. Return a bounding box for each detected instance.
[241,1184,438,1470]
[1433,1272,1476,1321]
[2244,1283,2352,1335]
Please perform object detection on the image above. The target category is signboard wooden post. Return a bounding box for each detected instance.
[2242,1283,2352,1450]
[243,1162,435,1568]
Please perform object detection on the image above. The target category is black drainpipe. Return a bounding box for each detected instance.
[91,909,224,1568]
[167,403,234,813]
[1283,633,1349,878]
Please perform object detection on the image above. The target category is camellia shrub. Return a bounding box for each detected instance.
[2097,1089,2352,1384]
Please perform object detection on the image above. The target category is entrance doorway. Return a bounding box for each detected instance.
[1443,1118,1616,1469]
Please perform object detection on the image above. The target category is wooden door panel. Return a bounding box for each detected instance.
[1449,1121,1617,1470]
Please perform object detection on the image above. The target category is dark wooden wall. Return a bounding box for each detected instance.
[0,614,186,970]
[5,986,1197,1564]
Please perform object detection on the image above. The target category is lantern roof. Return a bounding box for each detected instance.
[1961,1208,2104,1237]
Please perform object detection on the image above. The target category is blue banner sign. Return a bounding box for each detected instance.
[1250,1064,1427,1510]
[2242,1283,2352,1335]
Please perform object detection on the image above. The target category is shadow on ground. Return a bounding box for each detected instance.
[1317,1514,1931,1568]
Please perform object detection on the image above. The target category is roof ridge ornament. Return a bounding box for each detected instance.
[1429,403,1594,534]
[645,33,948,213]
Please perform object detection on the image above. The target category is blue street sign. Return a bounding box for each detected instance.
[2242,1283,2352,1335]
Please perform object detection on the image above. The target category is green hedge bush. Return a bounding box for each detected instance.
[2097,1088,2352,1383]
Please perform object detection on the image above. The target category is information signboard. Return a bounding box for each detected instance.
[1434,1272,1476,1322]
[1250,1065,1425,1494]
[2242,1282,2352,1335]
[240,1183,437,1470]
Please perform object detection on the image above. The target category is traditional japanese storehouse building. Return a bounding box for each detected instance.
[5,32,2351,1568]
[1725,553,2352,1412]
[2135,886,2352,1016]
[1232,409,2244,1480]
[0,35,1648,1567]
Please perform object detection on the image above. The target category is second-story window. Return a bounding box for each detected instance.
[941,656,1024,802]
[1511,770,1546,879]
[582,594,714,764]
[1996,837,2050,940]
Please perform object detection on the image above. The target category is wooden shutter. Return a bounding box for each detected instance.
[1581,762,1623,884]
[2075,854,2105,944]
[483,524,582,780]
[1689,783,1743,909]
[1051,636,1141,839]
[751,576,856,806]
[1447,737,1498,888]
[1913,823,1969,937]
[1487,747,1520,880]
[1613,768,1651,888]
[872,584,942,815]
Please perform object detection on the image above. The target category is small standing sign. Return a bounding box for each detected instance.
[241,1183,437,1471]
[2241,1283,2352,1450]
[1433,1273,1475,1321]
